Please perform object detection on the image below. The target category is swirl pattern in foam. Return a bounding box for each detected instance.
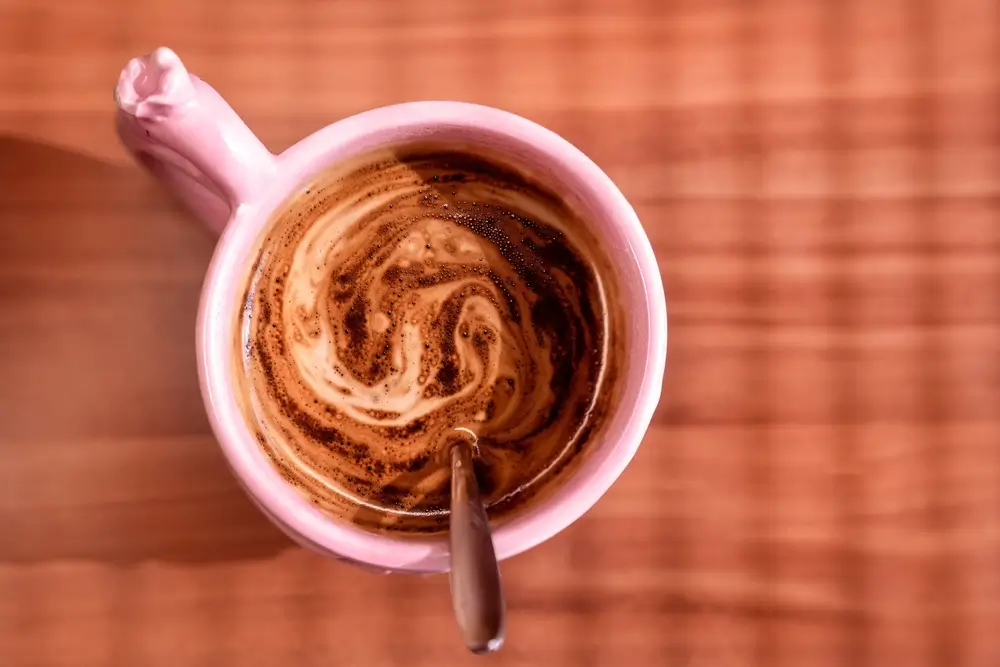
[235,143,620,534]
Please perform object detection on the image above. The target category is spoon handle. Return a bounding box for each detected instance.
[449,441,506,654]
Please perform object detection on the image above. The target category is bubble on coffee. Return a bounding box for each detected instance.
[236,143,620,534]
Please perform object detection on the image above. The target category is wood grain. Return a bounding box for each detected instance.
[0,0,998,665]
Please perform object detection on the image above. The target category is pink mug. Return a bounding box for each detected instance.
[114,47,667,574]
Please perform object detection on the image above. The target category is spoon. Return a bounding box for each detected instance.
[449,435,506,654]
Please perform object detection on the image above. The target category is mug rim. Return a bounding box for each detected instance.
[197,101,666,573]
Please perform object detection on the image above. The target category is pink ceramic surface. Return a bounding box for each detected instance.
[115,47,667,574]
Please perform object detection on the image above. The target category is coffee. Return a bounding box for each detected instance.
[234,142,622,534]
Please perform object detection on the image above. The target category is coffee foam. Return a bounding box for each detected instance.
[235,143,621,534]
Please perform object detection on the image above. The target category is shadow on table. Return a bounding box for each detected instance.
[0,135,294,564]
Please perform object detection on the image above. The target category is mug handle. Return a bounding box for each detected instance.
[114,47,276,235]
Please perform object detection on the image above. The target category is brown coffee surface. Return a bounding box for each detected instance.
[235,143,621,534]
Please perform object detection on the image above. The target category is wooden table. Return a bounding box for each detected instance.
[1,0,998,665]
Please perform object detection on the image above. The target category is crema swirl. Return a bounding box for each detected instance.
[235,143,621,534]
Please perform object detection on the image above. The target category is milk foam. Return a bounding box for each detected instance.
[236,144,618,534]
